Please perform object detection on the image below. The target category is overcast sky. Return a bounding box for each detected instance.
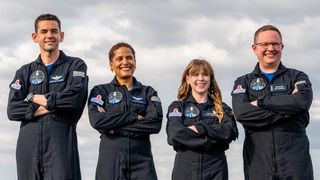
[1,0,320,179]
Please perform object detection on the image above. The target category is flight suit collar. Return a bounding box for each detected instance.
[185,95,214,106]
[35,50,68,66]
[253,62,288,76]
[110,76,143,90]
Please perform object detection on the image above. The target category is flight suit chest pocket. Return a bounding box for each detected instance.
[183,116,197,126]
[270,83,290,95]
[48,73,67,91]
[130,96,147,115]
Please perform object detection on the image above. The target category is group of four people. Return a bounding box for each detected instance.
[7,13,313,180]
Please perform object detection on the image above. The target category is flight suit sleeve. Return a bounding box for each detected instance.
[194,103,238,143]
[166,101,213,151]
[88,86,138,133]
[120,87,163,135]
[232,77,284,129]
[45,59,88,112]
[257,71,312,115]
[7,67,40,121]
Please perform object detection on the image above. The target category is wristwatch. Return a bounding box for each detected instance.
[24,92,34,102]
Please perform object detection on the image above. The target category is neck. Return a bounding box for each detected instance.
[116,76,133,90]
[259,62,280,73]
[40,49,60,66]
[192,92,208,103]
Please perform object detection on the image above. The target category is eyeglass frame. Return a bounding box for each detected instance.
[254,42,283,49]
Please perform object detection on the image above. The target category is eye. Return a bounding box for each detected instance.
[116,57,123,61]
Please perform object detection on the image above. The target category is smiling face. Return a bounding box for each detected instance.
[252,30,284,72]
[186,68,211,97]
[32,20,64,53]
[109,47,136,80]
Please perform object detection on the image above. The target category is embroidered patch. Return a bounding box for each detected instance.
[168,108,182,117]
[10,79,22,90]
[184,105,200,118]
[131,96,145,104]
[250,78,266,91]
[49,74,64,83]
[233,85,246,94]
[90,95,104,105]
[295,80,307,88]
[73,71,85,78]
[151,96,161,103]
[108,91,123,104]
[270,84,288,92]
[30,70,45,85]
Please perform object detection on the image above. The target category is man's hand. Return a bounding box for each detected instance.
[34,106,51,117]
[250,100,258,107]
[97,106,105,112]
[188,125,199,133]
[138,115,145,121]
[32,94,48,107]
[292,87,299,94]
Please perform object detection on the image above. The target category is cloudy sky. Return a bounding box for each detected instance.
[1,0,320,179]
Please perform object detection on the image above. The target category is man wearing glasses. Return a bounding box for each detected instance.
[232,25,313,180]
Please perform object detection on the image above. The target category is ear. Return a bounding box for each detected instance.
[186,75,190,85]
[109,61,113,72]
[59,32,65,42]
[32,32,38,43]
[252,44,258,55]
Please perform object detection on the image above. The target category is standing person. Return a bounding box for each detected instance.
[88,42,163,180]
[7,13,88,180]
[166,59,238,180]
[232,25,313,180]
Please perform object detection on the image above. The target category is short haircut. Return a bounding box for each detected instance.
[254,25,282,43]
[108,42,136,61]
[34,13,61,32]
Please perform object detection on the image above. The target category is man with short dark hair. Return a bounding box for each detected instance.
[7,13,88,180]
[232,25,313,180]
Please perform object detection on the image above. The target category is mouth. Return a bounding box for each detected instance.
[195,82,207,87]
[120,66,132,71]
[45,41,55,44]
[264,51,277,57]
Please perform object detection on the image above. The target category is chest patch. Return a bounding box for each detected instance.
[131,96,146,104]
[250,78,266,91]
[184,105,200,118]
[108,91,123,104]
[30,70,45,85]
[49,74,65,83]
[270,84,288,92]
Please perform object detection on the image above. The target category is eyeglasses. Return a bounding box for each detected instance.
[255,42,283,49]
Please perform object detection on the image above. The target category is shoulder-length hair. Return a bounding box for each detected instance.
[178,59,224,122]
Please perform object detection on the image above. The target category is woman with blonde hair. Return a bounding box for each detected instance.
[166,59,238,180]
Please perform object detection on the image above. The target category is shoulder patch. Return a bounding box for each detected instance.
[295,80,307,87]
[168,108,182,117]
[233,85,246,94]
[90,95,104,105]
[10,79,22,90]
[151,96,161,103]
[73,71,85,78]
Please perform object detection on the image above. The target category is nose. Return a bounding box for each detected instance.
[198,74,204,80]
[266,43,277,50]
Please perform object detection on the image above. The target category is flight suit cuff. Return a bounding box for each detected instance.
[45,92,57,111]
[257,96,266,108]
[195,124,207,136]
[25,102,40,120]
